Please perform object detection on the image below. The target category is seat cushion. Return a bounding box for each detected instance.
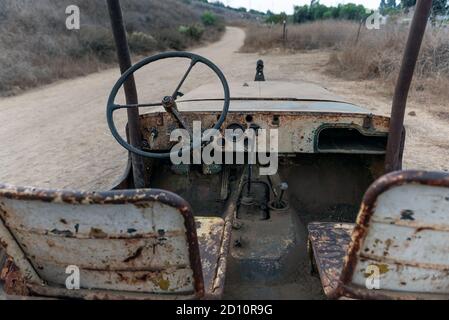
[195,217,225,298]
[308,222,355,297]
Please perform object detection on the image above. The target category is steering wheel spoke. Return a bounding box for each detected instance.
[172,58,198,100]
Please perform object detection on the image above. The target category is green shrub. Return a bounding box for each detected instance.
[79,27,115,60]
[201,11,217,26]
[128,32,158,54]
[178,24,204,41]
[158,29,188,50]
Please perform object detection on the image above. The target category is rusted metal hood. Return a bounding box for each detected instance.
[177,81,370,114]
[180,81,352,103]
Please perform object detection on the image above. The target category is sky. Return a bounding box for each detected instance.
[223,1,380,14]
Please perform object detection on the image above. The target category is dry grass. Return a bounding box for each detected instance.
[0,0,225,96]
[328,23,449,100]
[243,20,449,100]
[242,20,359,52]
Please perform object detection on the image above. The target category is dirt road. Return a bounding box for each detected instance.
[0,27,447,190]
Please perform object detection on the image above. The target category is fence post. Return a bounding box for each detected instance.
[283,20,287,47]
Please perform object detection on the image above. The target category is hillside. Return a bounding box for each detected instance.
[0,0,246,96]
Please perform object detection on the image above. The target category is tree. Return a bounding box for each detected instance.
[293,5,311,23]
[379,0,399,14]
[432,0,448,16]
[323,10,332,19]
[201,11,217,26]
[431,0,448,24]
[265,12,287,24]
[380,0,399,14]
[293,2,368,23]
[249,9,265,15]
[400,0,416,8]
[400,0,447,20]
[310,3,329,20]
[380,0,388,14]
[386,0,397,9]
[401,0,448,15]
[338,4,366,20]
[210,1,225,8]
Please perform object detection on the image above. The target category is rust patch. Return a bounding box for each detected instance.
[158,278,170,291]
[89,228,108,239]
[308,222,354,297]
[123,246,144,263]
[383,238,393,256]
[0,185,194,214]
[1,258,30,296]
[115,271,171,291]
[0,239,8,249]
[46,239,55,248]
[400,209,415,221]
[363,264,389,277]
[0,206,9,220]
[134,202,151,209]
[50,229,73,237]
[416,227,435,233]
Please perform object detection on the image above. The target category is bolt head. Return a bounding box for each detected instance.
[162,96,173,104]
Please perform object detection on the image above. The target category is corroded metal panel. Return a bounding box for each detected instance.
[308,222,354,297]
[339,171,449,299]
[357,223,449,267]
[138,111,389,154]
[3,201,191,271]
[196,217,224,297]
[351,184,449,293]
[37,264,195,293]
[0,185,204,299]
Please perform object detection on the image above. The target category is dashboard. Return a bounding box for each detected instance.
[137,110,390,154]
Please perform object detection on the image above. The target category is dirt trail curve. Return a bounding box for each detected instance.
[0,27,447,191]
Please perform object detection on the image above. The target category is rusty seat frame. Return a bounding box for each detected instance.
[0,185,229,300]
[308,170,449,300]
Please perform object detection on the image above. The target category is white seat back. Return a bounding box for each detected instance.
[0,185,204,299]
[340,171,449,299]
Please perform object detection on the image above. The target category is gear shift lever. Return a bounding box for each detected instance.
[269,182,289,211]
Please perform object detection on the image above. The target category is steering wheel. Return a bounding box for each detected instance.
[107,52,230,159]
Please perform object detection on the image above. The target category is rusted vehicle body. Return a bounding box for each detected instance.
[309,171,449,300]
[1,0,447,300]
[0,78,392,300]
